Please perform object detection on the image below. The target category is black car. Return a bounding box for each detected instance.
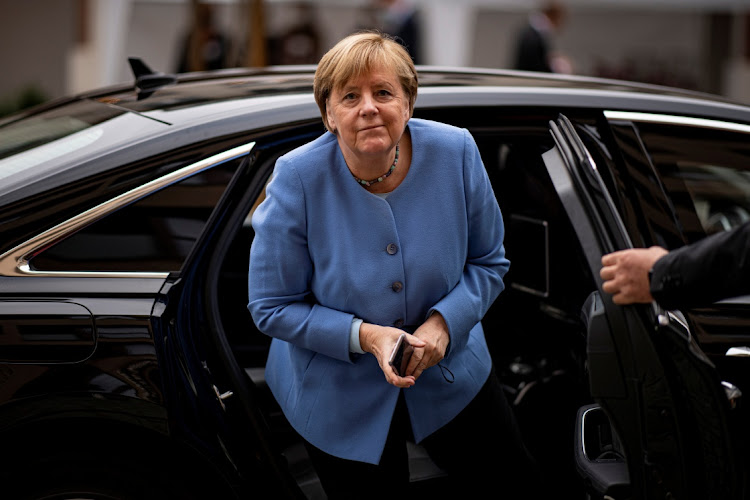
[2,59,750,500]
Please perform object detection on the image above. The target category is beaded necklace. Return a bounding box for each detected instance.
[351,144,399,187]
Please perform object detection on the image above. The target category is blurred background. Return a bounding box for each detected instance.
[1,0,750,117]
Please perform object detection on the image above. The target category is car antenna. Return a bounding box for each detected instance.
[128,57,176,99]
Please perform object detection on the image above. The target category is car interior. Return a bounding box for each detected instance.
[214,114,621,498]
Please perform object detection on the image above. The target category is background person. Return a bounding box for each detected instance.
[513,0,571,74]
[600,221,750,309]
[176,2,230,73]
[248,31,541,499]
[374,0,422,63]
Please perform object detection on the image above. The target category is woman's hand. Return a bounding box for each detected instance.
[360,323,426,388]
[407,312,450,380]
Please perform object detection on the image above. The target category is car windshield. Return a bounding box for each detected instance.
[0,99,167,199]
[0,100,126,162]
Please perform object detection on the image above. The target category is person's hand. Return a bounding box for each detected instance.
[600,246,668,304]
[406,312,450,380]
[359,323,426,388]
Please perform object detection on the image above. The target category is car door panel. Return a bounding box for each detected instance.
[0,300,95,363]
[545,140,683,499]
[544,114,741,499]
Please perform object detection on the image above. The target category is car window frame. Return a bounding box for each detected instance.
[0,142,255,278]
[604,111,750,245]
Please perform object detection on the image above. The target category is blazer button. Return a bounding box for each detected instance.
[386,243,398,255]
[394,319,404,328]
[392,281,403,292]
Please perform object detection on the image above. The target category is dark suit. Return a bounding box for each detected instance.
[513,22,553,73]
[650,221,750,310]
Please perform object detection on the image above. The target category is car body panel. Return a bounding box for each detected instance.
[2,63,750,498]
[0,300,95,363]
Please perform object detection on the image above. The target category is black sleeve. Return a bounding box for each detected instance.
[650,221,750,310]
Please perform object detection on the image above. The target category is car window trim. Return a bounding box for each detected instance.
[0,141,256,278]
[604,110,750,135]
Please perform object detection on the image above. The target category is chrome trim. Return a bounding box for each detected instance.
[604,110,750,135]
[580,406,600,461]
[0,142,255,278]
[726,346,750,357]
[666,310,689,331]
[722,380,743,409]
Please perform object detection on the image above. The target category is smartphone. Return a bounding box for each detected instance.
[388,333,414,377]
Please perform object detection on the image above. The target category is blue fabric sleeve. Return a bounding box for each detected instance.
[428,129,509,353]
[247,160,355,362]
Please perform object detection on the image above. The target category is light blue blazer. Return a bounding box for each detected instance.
[247,118,509,465]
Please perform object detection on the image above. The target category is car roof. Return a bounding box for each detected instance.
[2,64,750,206]
[12,63,749,124]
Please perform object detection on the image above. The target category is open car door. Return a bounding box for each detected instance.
[542,114,742,500]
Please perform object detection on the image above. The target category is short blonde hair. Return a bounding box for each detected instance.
[314,31,418,132]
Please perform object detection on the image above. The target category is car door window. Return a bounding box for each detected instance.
[609,115,750,247]
[30,157,241,273]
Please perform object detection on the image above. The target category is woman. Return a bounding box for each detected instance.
[248,31,539,498]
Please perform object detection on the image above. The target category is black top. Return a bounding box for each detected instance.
[514,23,552,73]
[650,221,750,310]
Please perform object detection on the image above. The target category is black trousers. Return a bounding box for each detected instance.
[303,366,545,500]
